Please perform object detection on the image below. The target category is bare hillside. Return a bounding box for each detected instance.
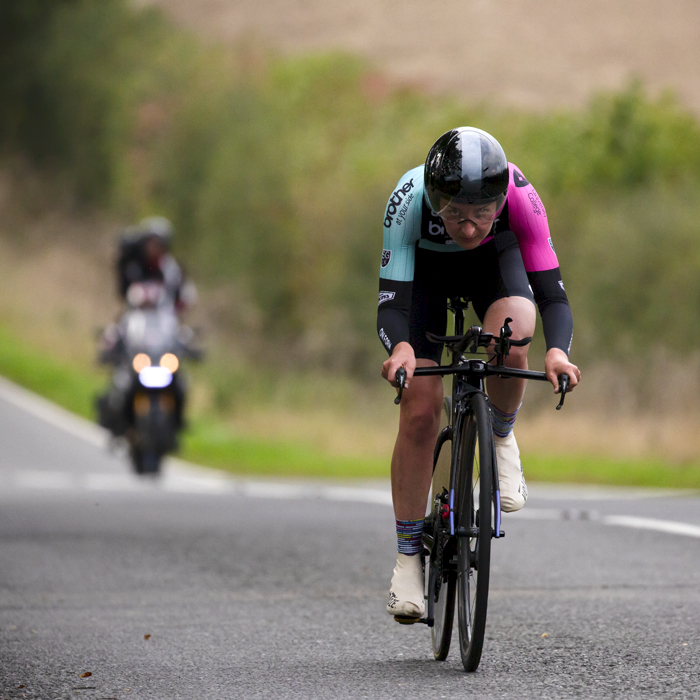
[134,0,700,115]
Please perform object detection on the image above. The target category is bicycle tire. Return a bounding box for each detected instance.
[456,392,493,672]
[430,398,456,660]
[430,549,456,660]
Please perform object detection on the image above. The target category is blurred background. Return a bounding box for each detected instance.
[1,0,700,486]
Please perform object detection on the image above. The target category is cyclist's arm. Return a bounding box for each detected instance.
[377,280,411,353]
[527,268,573,355]
[378,280,415,386]
[377,168,422,381]
[505,164,573,355]
[377,168,421,354]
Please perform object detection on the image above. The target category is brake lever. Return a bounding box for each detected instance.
[394,367,407,405]
[556,373,570,410]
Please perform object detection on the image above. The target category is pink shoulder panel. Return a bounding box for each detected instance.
[506,163,559,272]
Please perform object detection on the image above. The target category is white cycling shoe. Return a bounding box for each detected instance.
[386,552,425,621]
[495,431,528,512]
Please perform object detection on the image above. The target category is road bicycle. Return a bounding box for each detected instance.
[393,297,569,672]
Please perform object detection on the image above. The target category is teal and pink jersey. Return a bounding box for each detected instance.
[378,163,573,354]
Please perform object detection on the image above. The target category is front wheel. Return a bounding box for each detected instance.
[456,392,493,672]
[130,447,161,475]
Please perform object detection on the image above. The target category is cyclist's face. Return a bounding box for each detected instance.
[439,200,498,250]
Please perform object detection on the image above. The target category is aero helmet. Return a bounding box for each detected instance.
[424,127,509,216]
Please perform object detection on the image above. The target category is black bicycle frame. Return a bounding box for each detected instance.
[414,299,507,540]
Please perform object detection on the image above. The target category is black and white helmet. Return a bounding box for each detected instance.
[424,127,509,215]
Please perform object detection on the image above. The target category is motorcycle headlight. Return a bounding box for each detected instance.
[159,353,179,373]
[132,353,151,373]
[138,366,173,389]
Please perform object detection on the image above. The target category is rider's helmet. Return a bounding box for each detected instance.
[138,216,173,248]
[424,127,509,216]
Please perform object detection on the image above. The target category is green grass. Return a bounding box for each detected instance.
[523,453,700,491]
[0,325,104,419]
[1,321,699,489]
[0,321,390,479]
[180,420,387,480]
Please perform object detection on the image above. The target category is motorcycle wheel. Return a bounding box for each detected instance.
[131,447,161,475]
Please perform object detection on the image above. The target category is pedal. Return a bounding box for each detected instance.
[394,615,428,625]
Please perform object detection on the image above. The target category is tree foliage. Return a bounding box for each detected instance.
[2,0,700,375]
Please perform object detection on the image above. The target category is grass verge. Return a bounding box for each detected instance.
[1,322,698,489]
[524,453,700,491]
[0,325,104,420]
[180,420,387,480]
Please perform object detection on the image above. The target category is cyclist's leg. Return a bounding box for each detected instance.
[484,299,534,512]
[387,364,442,618]
[470,233,536,511]
[391,361,443,520]
[482,296,535,412]
[387,249,448,619]
[391,247,451,522]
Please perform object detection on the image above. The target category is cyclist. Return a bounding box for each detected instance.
[378,127,581,620]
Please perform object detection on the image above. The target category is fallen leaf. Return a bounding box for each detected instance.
[144,634,151,640]
[541,633,549,638]
[18,685,26,689]
[79,672,92,678]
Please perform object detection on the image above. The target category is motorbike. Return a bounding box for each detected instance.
[97,281,201,475]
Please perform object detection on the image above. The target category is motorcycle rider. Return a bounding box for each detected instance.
[116,216,196,312]
[97,216,197,438]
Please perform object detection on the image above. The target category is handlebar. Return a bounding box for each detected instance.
[391,316,572,409]
[393,364,570,408]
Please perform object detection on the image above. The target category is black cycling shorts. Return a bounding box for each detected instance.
[409,231,535,363]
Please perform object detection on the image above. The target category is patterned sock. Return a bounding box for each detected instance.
[396,518,424,556]
[491,403,521,438]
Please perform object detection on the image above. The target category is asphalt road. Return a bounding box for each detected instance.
[1,378,700,699]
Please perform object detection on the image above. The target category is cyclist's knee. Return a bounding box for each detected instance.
[505,342,530,367]
[400,393,441,442]
[485,297,535,334]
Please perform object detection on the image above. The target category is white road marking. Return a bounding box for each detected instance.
[1,375,698,538]
[14,470,75,490]
[507,508,562,520]
[4,468,700,541]
[602,515,700,539]
[0,375,107,448]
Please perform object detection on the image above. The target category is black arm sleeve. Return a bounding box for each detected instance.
[527,267,573,354]
[377,279,412,355]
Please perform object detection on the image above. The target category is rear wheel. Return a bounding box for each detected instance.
[456,392,493,672]
[430,397,456,660]
[430,540,456,660]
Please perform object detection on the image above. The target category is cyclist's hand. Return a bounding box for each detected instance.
[382,342,416,388]
[545,348,581,393]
